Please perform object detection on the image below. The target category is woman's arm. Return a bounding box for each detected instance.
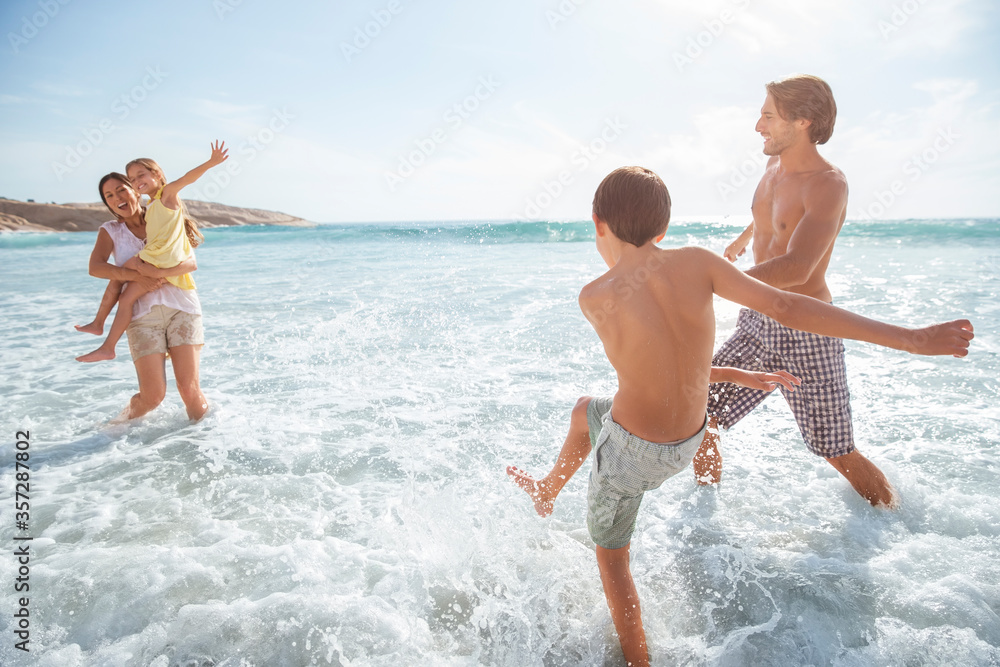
[134,255,197,278]
[89,229,165,291]
[88,229,141,281]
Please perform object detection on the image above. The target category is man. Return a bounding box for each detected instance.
[507,166,971,665]
[693,74,904,508]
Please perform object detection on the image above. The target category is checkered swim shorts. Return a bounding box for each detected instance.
[707,308,855,459]
[585,397,707,550]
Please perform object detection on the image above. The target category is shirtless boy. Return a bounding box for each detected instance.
[694,75,904,507]
[507,166,972,666]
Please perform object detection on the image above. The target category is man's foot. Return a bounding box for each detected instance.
[75,321,104,335]
[506,466,555,517]
[76,347,115,363]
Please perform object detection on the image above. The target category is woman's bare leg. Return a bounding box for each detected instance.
[77,281,152,362]
[507,396,593,517]
[169,344,208,421]
[76,280,123,335]
[114,352,167,421]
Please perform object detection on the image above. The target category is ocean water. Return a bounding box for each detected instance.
[1,218,998,667]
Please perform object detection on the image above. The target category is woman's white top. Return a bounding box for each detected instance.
[101,219,202,319]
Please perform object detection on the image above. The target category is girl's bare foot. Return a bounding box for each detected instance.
[75,321,104,335]
[76,347,116,363]
[506,466,555,517]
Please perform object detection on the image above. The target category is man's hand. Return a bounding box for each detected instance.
[724,239,748,262]
[906,320,974,357]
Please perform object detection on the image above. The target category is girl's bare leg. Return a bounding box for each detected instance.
[76,280,123,335]
[76,281,151,362]
[507,396,594,517]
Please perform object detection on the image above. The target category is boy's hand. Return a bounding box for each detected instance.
[733,369,800,392]
[906,320,974,357]
[207,140,229,167]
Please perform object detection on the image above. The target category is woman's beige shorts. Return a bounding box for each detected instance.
[126,305,204,361]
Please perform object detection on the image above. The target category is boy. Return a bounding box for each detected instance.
[507,166,973,666]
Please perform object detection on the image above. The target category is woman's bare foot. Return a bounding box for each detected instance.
[76,347,116,363]
[506,466,556,517]
[74,321,105,335]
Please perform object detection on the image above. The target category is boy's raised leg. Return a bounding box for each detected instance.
[596,543,649,667]
[692,415,722,485]
[507,396,594,517]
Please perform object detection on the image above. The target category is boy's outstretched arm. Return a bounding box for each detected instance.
[161,140,229,208]
[701,247,974,357]
[711,367,800,392]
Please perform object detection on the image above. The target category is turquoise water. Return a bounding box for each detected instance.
[1,219,998,666]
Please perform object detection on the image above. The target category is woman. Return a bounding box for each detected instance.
[83,172,208,421]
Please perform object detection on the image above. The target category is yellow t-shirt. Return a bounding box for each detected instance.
[138,187,195,290]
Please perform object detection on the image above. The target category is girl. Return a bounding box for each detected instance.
[76,141,228,363]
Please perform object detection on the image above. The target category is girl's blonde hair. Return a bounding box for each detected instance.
[125,157,205,248]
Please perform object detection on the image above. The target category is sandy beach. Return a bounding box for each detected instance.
[0,197,313,233]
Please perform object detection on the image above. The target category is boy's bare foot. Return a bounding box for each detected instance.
[506,466,556,517]
[76,347,116,363]
[74,321,104,335]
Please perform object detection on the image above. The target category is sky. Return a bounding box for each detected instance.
[1,0,998,223]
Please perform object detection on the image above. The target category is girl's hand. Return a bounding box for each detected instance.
[207,140,229,167]
[134,258,159,277]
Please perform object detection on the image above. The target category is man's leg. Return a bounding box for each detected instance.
[692,415,722,485]
[596,543,648,667]
[826,449,899,508]
[507,396,594,517]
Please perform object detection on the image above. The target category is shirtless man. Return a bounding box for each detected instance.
[507,166,972,665]
[693,74,900,507]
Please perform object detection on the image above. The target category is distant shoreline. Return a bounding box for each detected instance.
[0,197,314,233]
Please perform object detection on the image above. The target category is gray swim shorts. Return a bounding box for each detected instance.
[586,397,707,550]
[707,308,854,459]
[126,305,204,361]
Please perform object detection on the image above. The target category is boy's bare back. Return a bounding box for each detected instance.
[580,243,718,445]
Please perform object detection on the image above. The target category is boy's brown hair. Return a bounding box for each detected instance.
[765,74,837,145]
[592,166,671,247]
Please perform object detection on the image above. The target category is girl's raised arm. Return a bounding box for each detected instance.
[160,140,228,208]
